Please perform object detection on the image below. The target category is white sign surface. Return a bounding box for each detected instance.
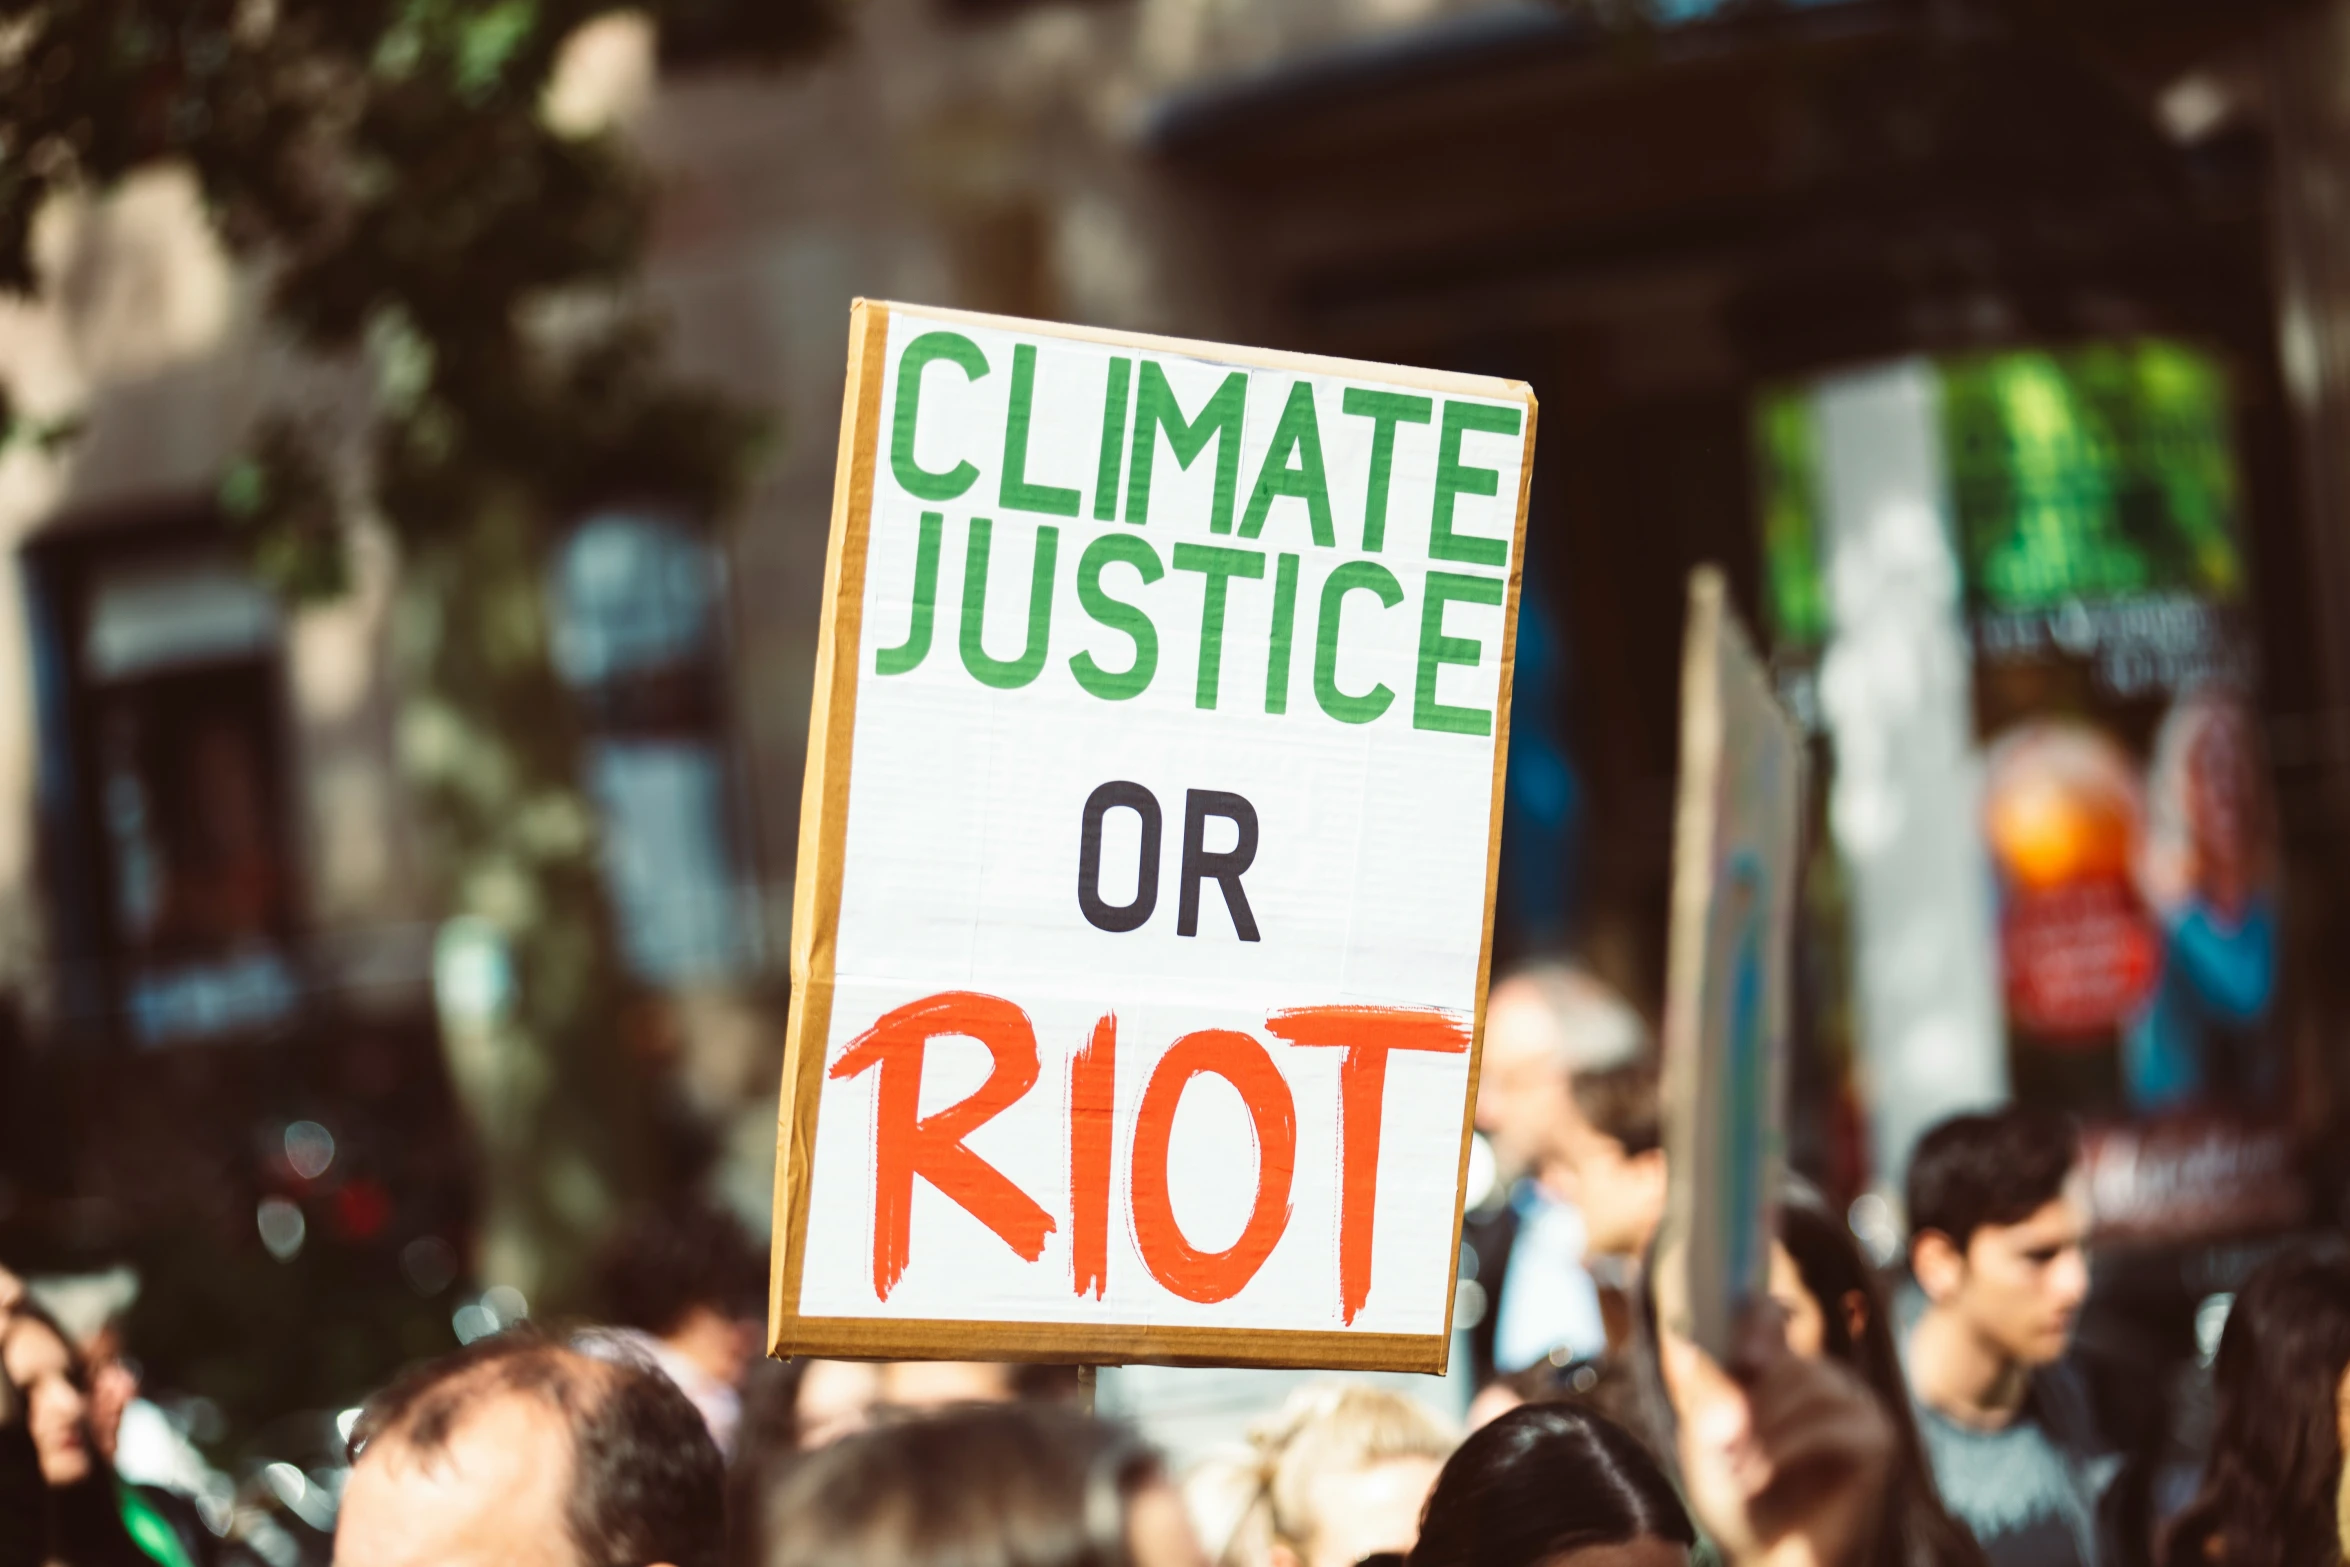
[772,301,1537,1371]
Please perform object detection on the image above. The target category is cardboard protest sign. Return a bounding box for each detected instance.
[770,301,1536,1371]
[1658,568,1804,1362]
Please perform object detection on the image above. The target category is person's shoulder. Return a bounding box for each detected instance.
[2024,1362,2114,1458]
[1464,1182,1532,1249]
[1463,1191,1519,1231]
[1905,1394,1985,1477]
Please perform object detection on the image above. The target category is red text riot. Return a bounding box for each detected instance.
[828,992,1468,1324]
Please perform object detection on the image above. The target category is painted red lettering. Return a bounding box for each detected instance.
[829,991,1056,1299]
[1070,1013,1117,1298]
[1264,1005,1469,1323]
[1129,1029,1296,1303]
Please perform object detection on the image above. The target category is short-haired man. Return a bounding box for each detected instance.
[1464,961,1651,1383]
[335,1334,723,1567]
[1904,1108,2115,1567]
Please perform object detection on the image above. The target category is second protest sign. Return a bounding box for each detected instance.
[771,300,1537,1371]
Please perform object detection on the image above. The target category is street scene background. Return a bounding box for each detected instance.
[0,0,2346,1562]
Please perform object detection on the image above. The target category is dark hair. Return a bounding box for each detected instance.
[760,1401,1162,1567]
[594,1202,767,1338]
[7,1295,82,1392]
[1776,1187,1989,1567]
[2160,1244,2350,1567]
[1408,1404,1694,1567]
[9,1297,150,1567]
[1905,1108,2078,1256]
[1571,1058,1663,1157]
[352,1331,724,1567]
[1623,1186,1988,1567]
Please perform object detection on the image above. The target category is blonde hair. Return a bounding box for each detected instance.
[1188,1382,1457,1567]
[1497,960,1650,1078]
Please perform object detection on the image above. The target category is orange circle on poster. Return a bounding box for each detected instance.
[1984,721,2158,1035]
[1130,1030,1297,1303]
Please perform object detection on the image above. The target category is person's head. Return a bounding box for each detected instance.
[1556,1058,1667,1261]
[84,1352,135,1466]
[2161,1245,2350,1567]
[887,1358,1021,1408]
[1247,1382,1458,1567]
[0,1299,93,1486]
[1409,1403,1694,1567]
[337,1332,723,1567]
[1905,1108,2087,1367]
[593,1201,766,1385]
[760,1400,1201,1567]
[21,1266,138,1465]
[1477,963,1648,1187]
[1766,1187,1989,1567]
[791,1358,1019,1450]
[1769,1188,1887,1382]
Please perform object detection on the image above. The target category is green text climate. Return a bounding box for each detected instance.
[874,330,1523,737]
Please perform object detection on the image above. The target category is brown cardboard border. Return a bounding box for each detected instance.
[779,1318,1445,1372]
[770,299,891,1351]
[1441,391,1538,1350]
[769,301,1537,1373]
[890,301,1530,402]
[1658,569,1725,1334]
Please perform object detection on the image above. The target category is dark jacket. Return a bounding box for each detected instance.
[0,1417,40,1567]
[1458,1196,1521,1388]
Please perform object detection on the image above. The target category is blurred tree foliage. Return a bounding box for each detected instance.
[0,0,827,1307]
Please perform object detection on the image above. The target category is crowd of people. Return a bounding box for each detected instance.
[2,960,2347,1567]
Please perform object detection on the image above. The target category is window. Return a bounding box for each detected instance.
[26,516,302,1047]
[549,510,760,984]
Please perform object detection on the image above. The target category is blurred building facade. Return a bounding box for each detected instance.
[631,0,2350,1229]
[0,0,2344,1411]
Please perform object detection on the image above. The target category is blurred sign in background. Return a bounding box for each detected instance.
[1756,340,2297,1236]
